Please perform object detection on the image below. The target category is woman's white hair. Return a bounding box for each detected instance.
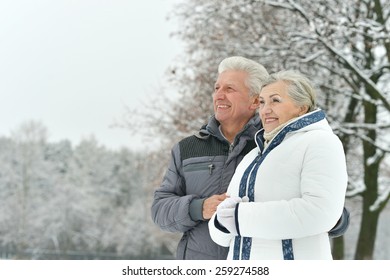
[218,56,269,97]
[261,70,317,112]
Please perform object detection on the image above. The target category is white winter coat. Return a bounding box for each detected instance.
[209,110,348,260]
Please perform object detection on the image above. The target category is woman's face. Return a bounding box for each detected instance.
[259,80,306,133]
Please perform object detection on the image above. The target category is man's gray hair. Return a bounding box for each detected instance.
[261,70,317,112]
[218,56,269,97]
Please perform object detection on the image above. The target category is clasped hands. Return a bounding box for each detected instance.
[216,196,249,235]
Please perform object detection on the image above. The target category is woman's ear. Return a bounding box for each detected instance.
[299,105,309,116]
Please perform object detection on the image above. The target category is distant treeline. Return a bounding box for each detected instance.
[0,133,170,259]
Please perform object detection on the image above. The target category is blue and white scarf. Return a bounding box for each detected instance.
[233,109,326,260]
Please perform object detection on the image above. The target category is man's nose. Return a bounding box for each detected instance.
[214,88,225,99]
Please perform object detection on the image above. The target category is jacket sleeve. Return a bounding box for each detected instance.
[328,207,350,238]
[236,132,348,240]
[208,213,233,247]
[151,142,199,233]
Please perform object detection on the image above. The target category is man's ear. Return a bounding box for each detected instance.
[250,96,260,110]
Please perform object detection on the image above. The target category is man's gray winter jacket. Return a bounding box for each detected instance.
[151,115,261,259]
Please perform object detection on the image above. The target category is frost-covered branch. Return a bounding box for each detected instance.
[263,0,390,112]
[263,0,294,11]
[342,122,390,130]
[369,187,390,212]
[317,37,390,111]
[300,50,326,63]
[346,180,366,197]
[337,126,390,153]
[367,150,385,166]
[369,64,390,77]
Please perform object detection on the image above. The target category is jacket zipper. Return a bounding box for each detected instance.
[229,143,234,153]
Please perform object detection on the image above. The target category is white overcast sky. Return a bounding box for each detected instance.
[0,0,183,151]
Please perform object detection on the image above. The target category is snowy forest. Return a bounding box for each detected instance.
[1,0,389,260]
[0,121,167,259]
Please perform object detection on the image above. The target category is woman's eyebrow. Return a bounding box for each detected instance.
[260,93,280,98]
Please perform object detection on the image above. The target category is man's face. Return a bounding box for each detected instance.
[213,70,259,128]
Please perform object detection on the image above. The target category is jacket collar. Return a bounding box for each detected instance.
[255,109,326,151]
[196,114,261,144]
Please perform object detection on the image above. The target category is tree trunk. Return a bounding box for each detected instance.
[333,95,360,260]
[355,197,380,259]
[354,100,380,259]
[332,236,345,259]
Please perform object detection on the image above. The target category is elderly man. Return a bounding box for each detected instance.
[151,56,269,259]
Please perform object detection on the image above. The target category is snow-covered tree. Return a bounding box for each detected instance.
[0,124,160,259]
[1,121,54,257]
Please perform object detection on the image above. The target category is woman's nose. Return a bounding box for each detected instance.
[261,103,272,114]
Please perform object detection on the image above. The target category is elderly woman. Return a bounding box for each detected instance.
[209,70,348,260]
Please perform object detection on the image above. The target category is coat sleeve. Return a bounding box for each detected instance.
[236,132,348,240]
[208,212,233,247]
[151,142,199,233]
